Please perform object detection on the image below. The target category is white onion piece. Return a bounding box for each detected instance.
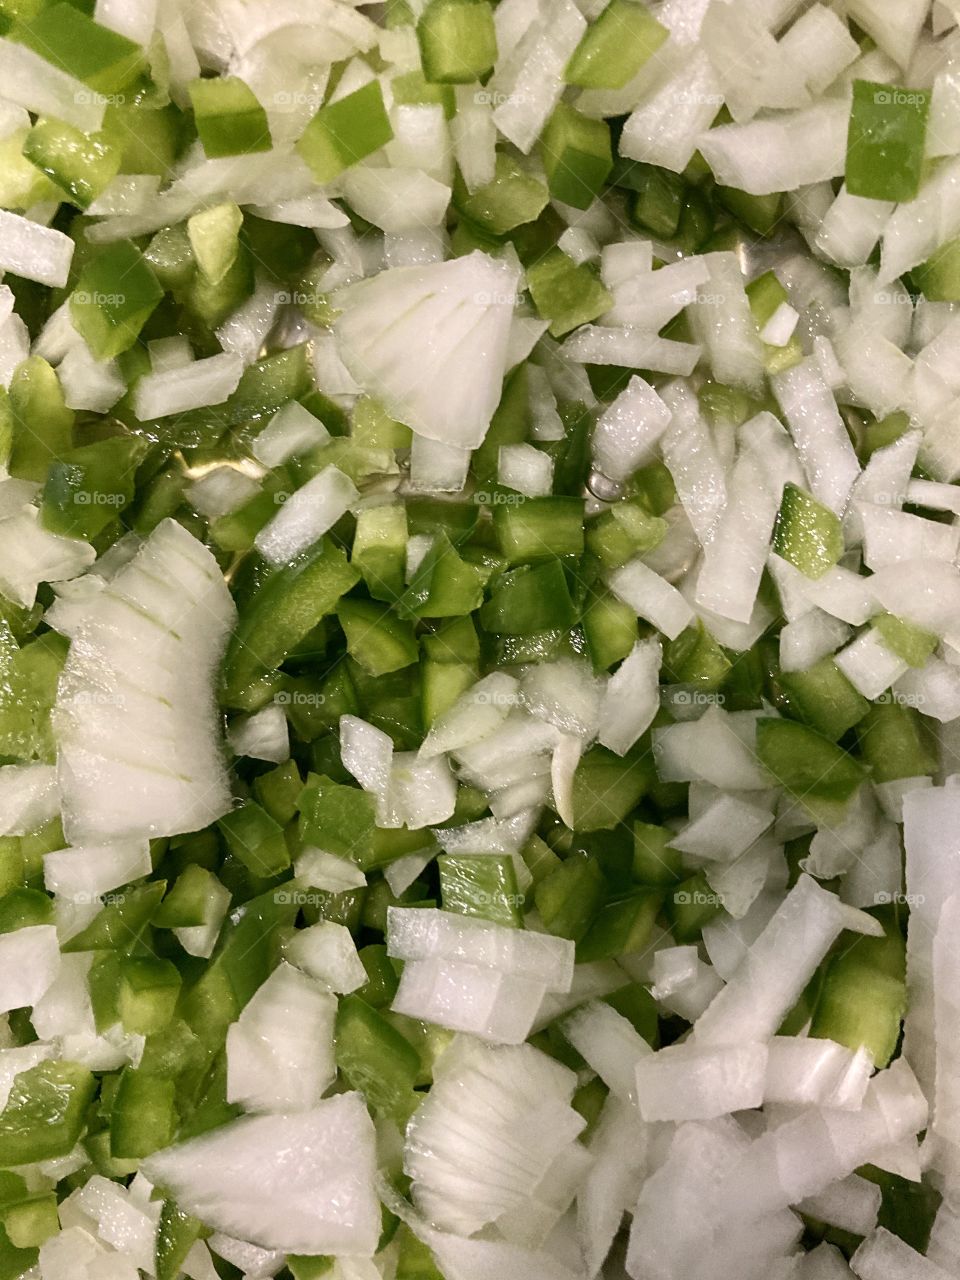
[696,414,795,623]
[43,840,151,902]
[487,0,585,153]
[335,251,519,448]
[699,101,848,195]
[597,637,660,755]
[694,875,881,1047]
[388,907,573,985]
[635,1041,768,1121]
[780,610,850,672]
[134,352,243,420]
[285,921,367,995]
[0,762,60,835]
[404,1041,583,1235]
[143,1096,380,1256]
[654,707,770,790]
[0,508,95,608]
[851,1227,953,1280]
[659,380,728,546]
[860,504,960,571]
[868,559,960,641]
[608,557,695,640]
[0,38,105,131]
[255,467,358,564]
[834,628,910,699]
[687,252,764,394]
[772,359,861,514]
[799,1175,881,1238]
[764,1037,873,1110]
[253,401,329,468]
[895,658,960,723]
[578,1093,650,1279]
[591,374,671,483]
[560,326,701,374]
[670,793,773,862]
[620,50,723,172]
[0,925,60,1012]
[845,0,928,67]
[715,1059,927,1223]
[226,963,336,1113]
[562,999,651,1102]
[498,443,554,496]
[226,704,289,765]
[651,945,724,1021]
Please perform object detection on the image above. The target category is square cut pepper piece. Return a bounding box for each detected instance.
[565,0,667,90]
[10,3,144,94]
[296,80,394,183]
[417,0,498,84]
[188,76,272,158]
[69,240,164,361]
[540,102,612,210]
[845,79,929,203]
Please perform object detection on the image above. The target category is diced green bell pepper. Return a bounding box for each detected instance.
[438,853,523,927]
[7,357,73,483]
[872,612,939,668]
[756,717,865,804]
[41,436,146,541]
[188,76,271,158]
[527,249,612,338]
[772,483,844,580]
[222,539,359,706]
[118,956,183,1036]
[453,153,550,237]
[110,1067,176,1159]
[417,0,497,83]
[338,598,419,675]
[22,118,120,209]
[70,240,164,361]
[778,657,870,742]
[857,700,938,782]
[564,0,667,89]
[218,801,291,879]
[335,995,421,1125]
[11,3,144,93]
[296,81,394,183]
[846,79,929,203]
[540,103,612,210]
[480,559,578,633]
[0,1061,95,1164]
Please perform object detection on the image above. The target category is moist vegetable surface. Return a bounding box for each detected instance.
[0,0,959,1278]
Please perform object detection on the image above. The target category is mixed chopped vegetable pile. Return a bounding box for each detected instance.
[2,0,960,1277]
